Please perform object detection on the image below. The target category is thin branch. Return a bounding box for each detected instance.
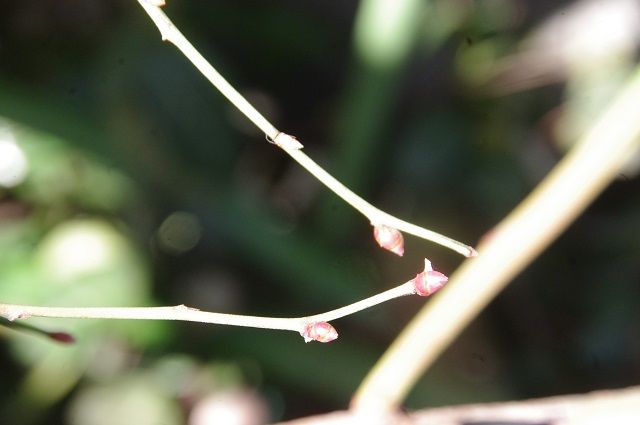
[306,281,415,323]
[0,304,299,332]
[0,317,75,344]
[0,260,437,343]
[135,0,476,258]
[351,66,640,412]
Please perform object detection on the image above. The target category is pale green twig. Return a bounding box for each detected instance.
[0,282,413,333]
[0,260,433,342]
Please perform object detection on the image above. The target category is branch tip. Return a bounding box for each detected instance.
[466,247,479,257]
[48,331,76,344]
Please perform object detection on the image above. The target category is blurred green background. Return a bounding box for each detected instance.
[1,0,639,423]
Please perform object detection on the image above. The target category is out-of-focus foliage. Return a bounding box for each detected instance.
[0,0,639,423]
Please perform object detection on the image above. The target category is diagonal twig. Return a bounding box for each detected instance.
[134,0,476,257]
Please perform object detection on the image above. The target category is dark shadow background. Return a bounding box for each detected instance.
[0,0,639,423]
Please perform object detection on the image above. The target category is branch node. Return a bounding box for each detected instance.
[176,304,198,312]
[267,132,304,150]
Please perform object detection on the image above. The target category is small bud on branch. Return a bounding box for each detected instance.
[412,259,448,296]
[373,225,405,256]
[300,321,338,343]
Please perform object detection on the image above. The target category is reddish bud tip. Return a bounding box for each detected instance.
[373,225,404,256]
[300,321,338,343]
[48,331,76,344]
[412,259,448,296]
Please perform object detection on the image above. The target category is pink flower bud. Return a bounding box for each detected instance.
[373,225,404,256]
[48,331,76,344]
[412,259,448,296]
[300,321,338,343]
